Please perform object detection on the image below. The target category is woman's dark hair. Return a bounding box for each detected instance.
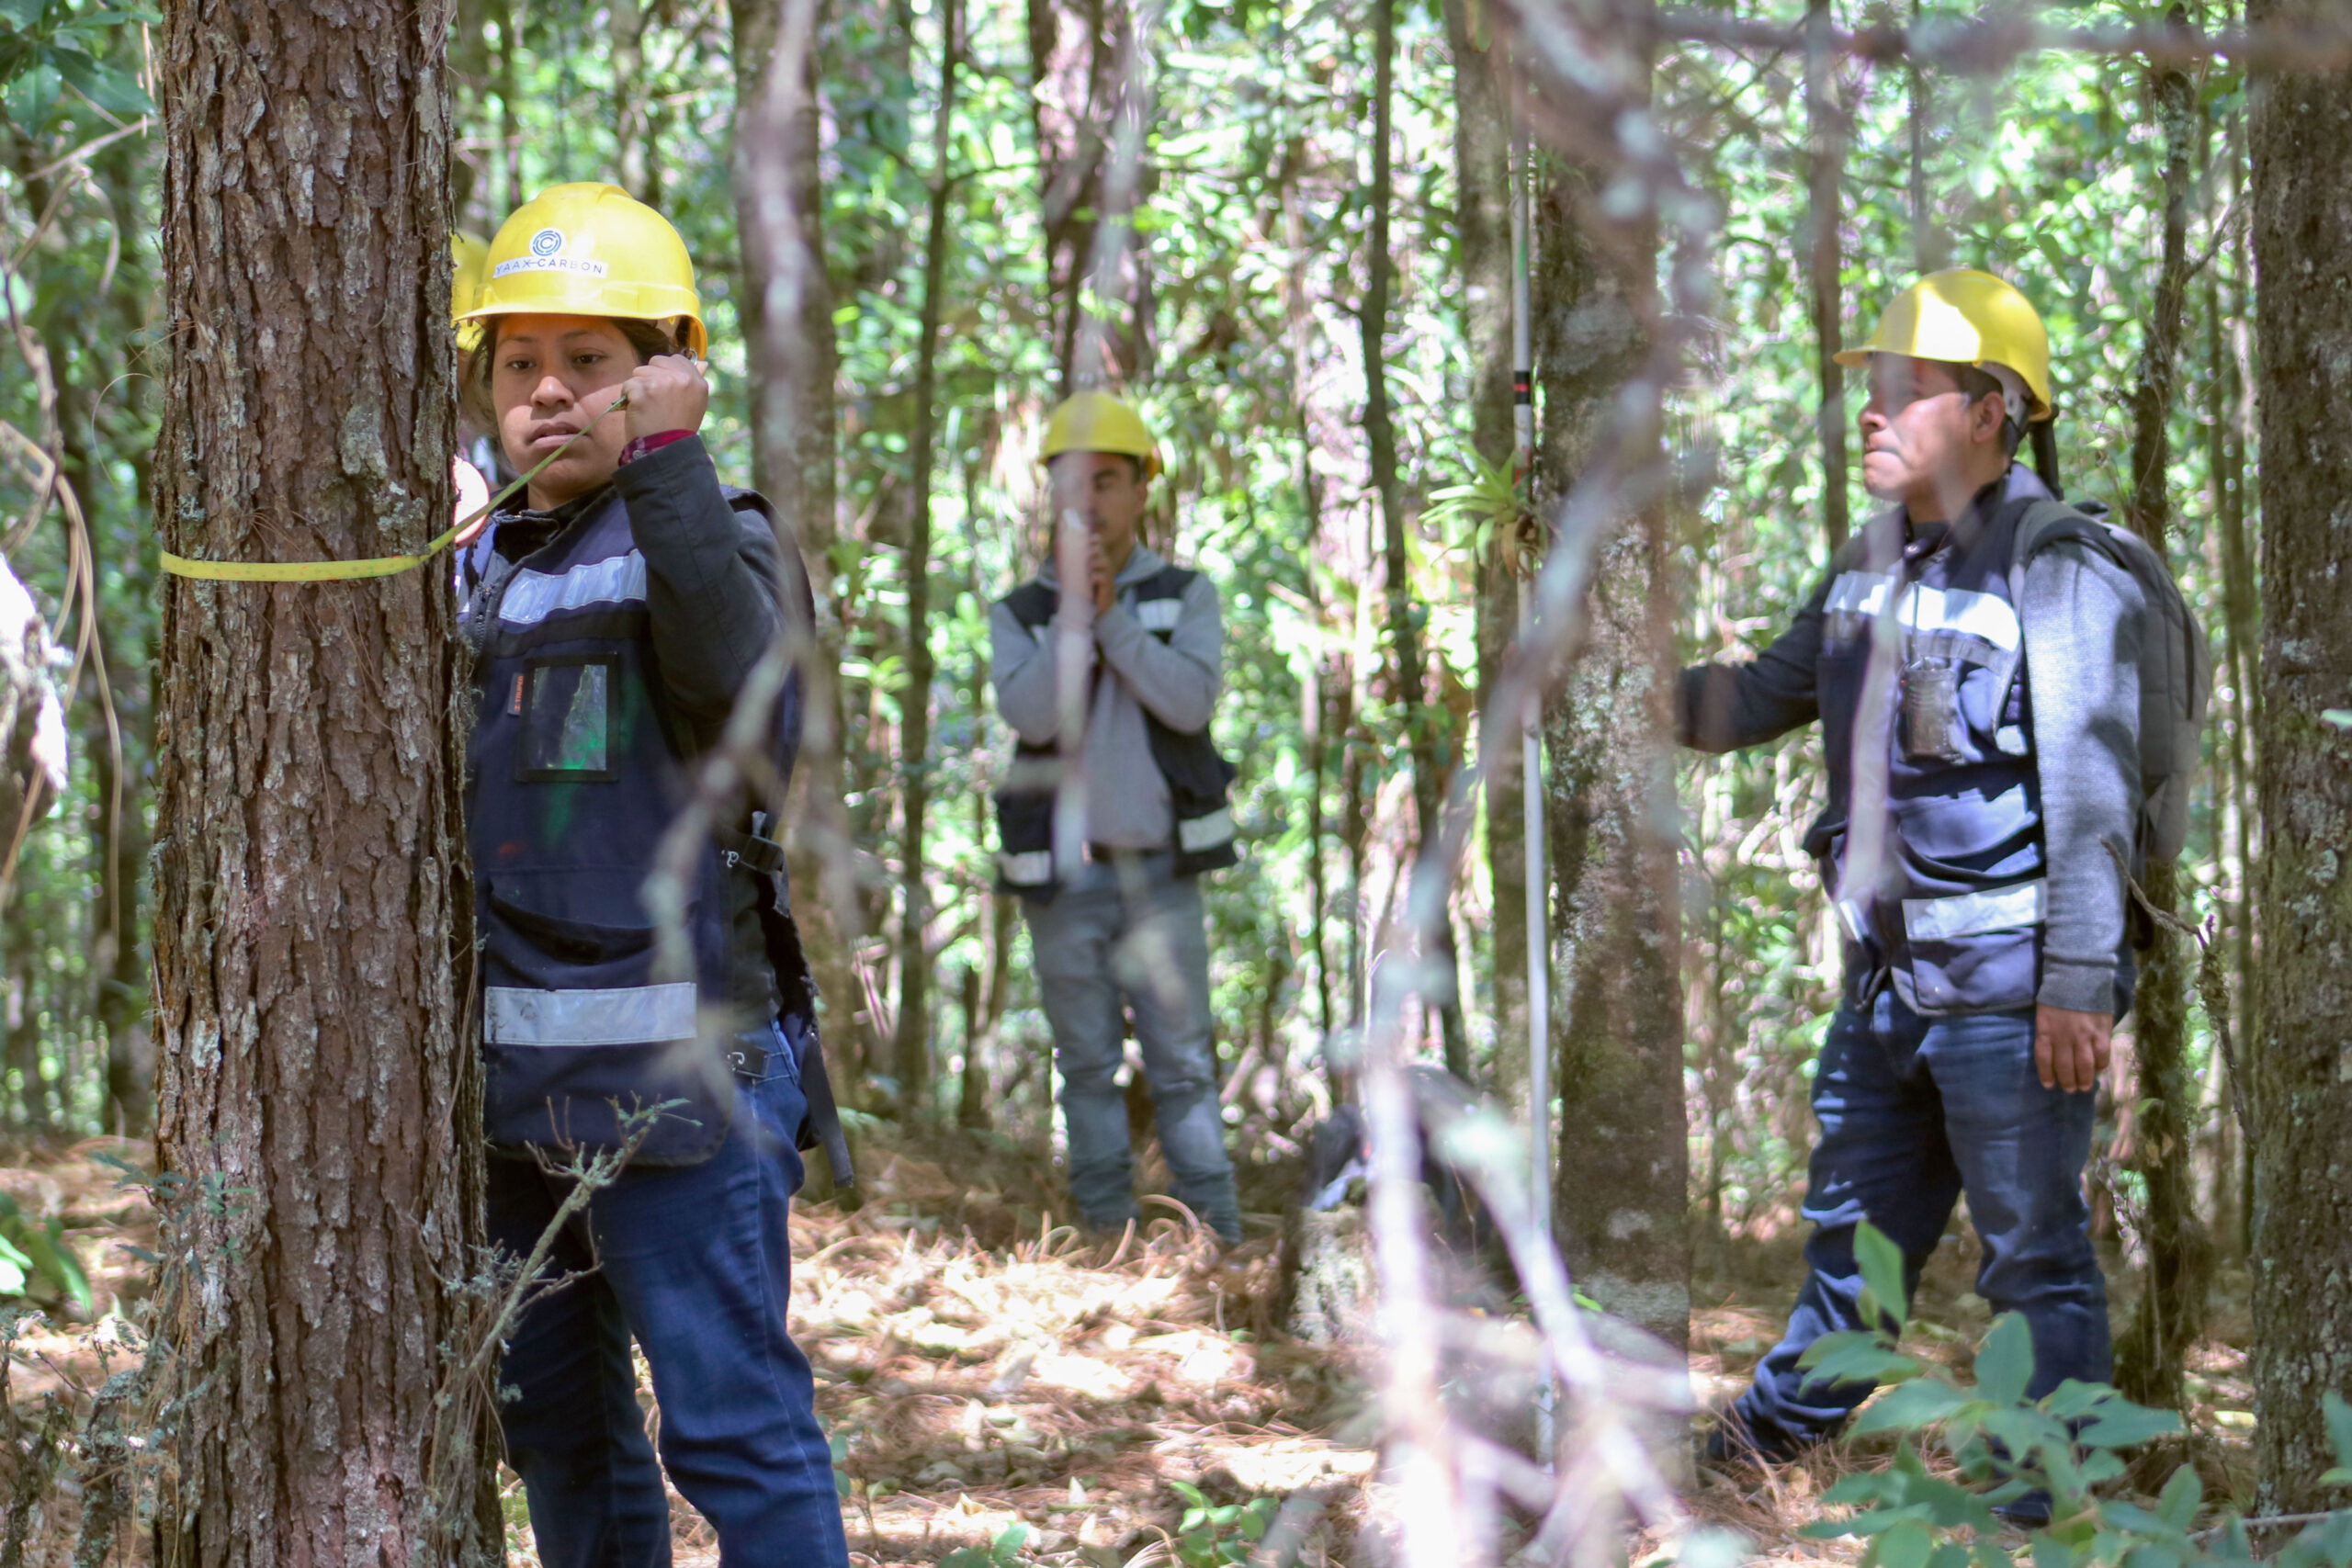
[463,314,690,430]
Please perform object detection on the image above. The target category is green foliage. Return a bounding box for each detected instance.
[1803,1222,2352,1568]
[0,0,153,131]
[1169,1481,1276,1566]
[0,1190,91,1311]
[937,1522,1033,1568]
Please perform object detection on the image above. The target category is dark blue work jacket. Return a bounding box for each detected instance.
[461,441,787,1164]
[1811,468,2052,1014]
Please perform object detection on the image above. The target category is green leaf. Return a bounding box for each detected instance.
[1971,1314,2034,1407]
[1799,1335,1924,1393]
[2325,1392,2352,1475]
[935,1551,991,1568]
[1872,1519,1935,1568]
[2156,1461,2202,1530]
[1854,1378,1970,1436]
[1854,1218,1909,1337]
[2076,1402,2181,1450]
[0,1235,29,1298]
[2032,1533,2079,1568]
[0,0,45,30]
[4,53,61,130]
[51,47,151,114]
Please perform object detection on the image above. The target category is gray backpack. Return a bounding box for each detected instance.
[2008,498,2212,864]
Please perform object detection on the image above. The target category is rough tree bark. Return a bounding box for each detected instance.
[148,0,495,1553]
[2114,13,2208,1408]
[893,0,961,1116]
[1533,153,1689,1350]
[1444,0,1528,1100]
[1365,0,1470,1078]
[2247,0,2352,1512]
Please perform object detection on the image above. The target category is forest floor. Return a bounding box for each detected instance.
[0,1127,2257,1566]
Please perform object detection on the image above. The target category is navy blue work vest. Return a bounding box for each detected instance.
[993,565,1238,897]
[1812,468,2065,1016]
[463,486,775,1164]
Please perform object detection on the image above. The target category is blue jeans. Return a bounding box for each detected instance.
[1734,989,2110,1443]
[489,1024,849,1568]
[1023,857,1241,1240]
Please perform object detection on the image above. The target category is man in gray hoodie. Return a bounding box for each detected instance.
[989,392,1243,1244]
[1682,272,2143,1512]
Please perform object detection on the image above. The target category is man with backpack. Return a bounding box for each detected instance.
[1681,269,2203,1510]
[989,391,1245,1246]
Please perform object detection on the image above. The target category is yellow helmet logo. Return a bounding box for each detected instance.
[1836,267,2053,421]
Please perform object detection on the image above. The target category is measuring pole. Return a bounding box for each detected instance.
[1509,71,1547,1254]
[1509,54,1558,1467]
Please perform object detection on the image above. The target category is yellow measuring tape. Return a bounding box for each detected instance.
[160,395,630,583]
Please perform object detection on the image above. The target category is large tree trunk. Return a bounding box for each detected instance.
[148,0,494,1554]
[2248,5,2352,1513]
[1364,0,1470,1079]
[893,0,961,1118]
[1533,154,1688,1351]
[1446,0,1527,1101]
[2114,14,2209,1408]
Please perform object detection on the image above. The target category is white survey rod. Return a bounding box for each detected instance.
[1509,90,1548,1247]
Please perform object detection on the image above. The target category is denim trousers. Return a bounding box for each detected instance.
[1734,988,2110,1443]
[1023,855,1241,1240]
[488,1024,850,1568]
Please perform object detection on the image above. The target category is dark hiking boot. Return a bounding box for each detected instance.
[1702,1407,1824,1469]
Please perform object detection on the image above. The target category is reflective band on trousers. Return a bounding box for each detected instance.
[998,850,1053,886]
[1176,807,1235,854]
[1901,879,2047,943]
[485,982,699,1046]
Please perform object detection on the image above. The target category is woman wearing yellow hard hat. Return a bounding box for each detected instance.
[456,181,850,1568]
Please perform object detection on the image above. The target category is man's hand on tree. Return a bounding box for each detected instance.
[2034,1003,2112,1093]
[620,353,709,443]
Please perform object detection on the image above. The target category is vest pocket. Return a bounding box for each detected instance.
[515,653,621,782]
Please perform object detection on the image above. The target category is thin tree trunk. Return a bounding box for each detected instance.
[149,0,494,1550]
[735,0,876,1095]
[2216,140,2256,1256]
[1282,132,1336,1043]
[1444,0,1525,1100]
[893,0,961,1117]
[1805,0,1849,555]
[1364,0,1469,1080]
[2114,14,2208,1406]
[2248,3,2352,1511]
[613,0,651,198]
[1532,147,1689,1351]
[1027,0,1122,389]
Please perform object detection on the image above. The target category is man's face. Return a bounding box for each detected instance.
[491,313,639,507]
[1048,450,1149,567]
[1857,355,2008,508]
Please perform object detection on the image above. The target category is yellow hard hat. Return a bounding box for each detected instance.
[1040,390,1161,479]
[451,231,490,352]
[463,183,707,358]
[1836,268,2052,421]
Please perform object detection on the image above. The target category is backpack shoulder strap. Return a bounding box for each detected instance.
[1000,580,1057,630]
[1137,564,1197,601]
